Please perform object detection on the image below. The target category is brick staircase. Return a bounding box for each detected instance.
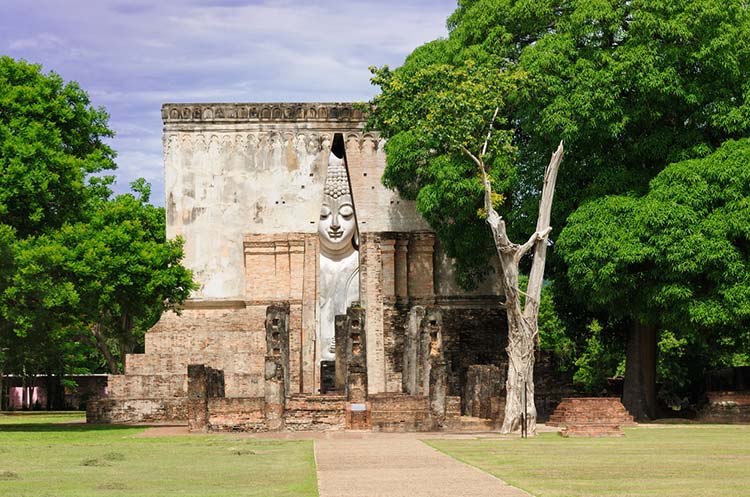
[548,397,636,437]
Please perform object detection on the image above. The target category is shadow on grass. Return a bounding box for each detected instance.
[0,423,143,433]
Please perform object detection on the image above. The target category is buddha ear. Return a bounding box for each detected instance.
[352,228,360,251]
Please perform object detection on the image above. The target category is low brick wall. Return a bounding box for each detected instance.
[699,391,750,423]
[370,393,432,432]
[86,398,187,423]
[208,397,266,431]
[284,395,346,431]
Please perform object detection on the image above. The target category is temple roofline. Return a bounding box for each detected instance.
[161,102,366,124]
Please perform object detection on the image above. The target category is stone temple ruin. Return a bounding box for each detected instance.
[87,102,524,431]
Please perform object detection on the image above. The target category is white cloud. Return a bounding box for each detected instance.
[2,0,457,206]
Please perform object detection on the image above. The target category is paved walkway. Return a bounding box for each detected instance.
[315,434,532,497]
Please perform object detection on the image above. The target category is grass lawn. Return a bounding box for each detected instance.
[0,412,318,497]
[428,424,750,497]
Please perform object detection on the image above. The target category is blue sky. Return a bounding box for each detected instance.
[1,0,456,205]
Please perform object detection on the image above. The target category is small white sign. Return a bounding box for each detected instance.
[350,403,367,411]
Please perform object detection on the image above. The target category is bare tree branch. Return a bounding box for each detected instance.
[515,227,553,263]
[524,141,564,319]
[459,144,482,169]
[481,106,500,158]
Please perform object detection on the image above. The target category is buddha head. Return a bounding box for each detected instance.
[319,152,357,256]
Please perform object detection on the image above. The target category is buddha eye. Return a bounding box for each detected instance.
[340,205,354,218]
[320,207,331,219]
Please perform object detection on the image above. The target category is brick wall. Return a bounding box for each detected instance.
[87,398,187,423]
[208,397,266,431]
[370,393,432,432]
[699,391,750,423]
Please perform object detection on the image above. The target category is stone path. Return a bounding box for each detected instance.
[315,433,532,497]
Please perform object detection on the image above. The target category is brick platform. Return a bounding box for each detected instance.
[548,397,636,437]
[699,391,750,423]
[284,394,347,431]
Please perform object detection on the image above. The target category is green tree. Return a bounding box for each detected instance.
[369,0,750,421]
[0,56,115,237]
[369,44,565,433]
[0,57,195,383]
[558,139,750,417]
[2,182,195,374]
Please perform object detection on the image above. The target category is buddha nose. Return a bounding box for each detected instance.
[330,212,340,230]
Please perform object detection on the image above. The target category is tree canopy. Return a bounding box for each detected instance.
[368,0,750,417]
[369,0,750,286]
[0,56,116,237]
[558,138,750,347]
[0,57,194,387]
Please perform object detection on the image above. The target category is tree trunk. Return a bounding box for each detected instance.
[22,375,28,410]
[502,311,538,433]
[465,136,563,435]
[84,325,121,374]
[622,320,658,420]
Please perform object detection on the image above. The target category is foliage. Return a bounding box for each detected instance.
[1,182,195,373]
[369,0,750,288]
[656,330,690,409]
[0,56,115,237]
[571,319,624,395]
[535,280,575,371]
[559,139,750,402]
[369,0,750,408]
[559,139,750,336]
[368,50,519,287]
[0,57,195,376]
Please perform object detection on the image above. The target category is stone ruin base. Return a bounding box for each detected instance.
[547,397,636,437]
[699,391,750,423]
[184,363,463,433]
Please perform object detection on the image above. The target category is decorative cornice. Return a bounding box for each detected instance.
[162,103,365,124]
[179,299,247,310]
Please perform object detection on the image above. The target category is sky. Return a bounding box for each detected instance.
[1,0,457,206]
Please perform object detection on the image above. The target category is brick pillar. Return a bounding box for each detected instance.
[345,305,368,403]
[301,234,318,394]
[334,314,348,391]
[408,232,435,299]
[345,305,371,430]
[188,364,209,432]
[394,236,409,299]
[360,232,385,394]
[402,306,425,395]
[423,306,446,429]
[429,359,448,430]
[188,364,225,432]
[264,303,289,431]
[381,237,396,298]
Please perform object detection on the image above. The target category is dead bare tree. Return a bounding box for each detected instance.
[462,110,564,434]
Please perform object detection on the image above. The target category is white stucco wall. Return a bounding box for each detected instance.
[162,103,429,299]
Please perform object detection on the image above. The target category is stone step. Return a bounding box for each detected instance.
[456,416,496,432]
[107,372,263,399]
[125,352,263,375]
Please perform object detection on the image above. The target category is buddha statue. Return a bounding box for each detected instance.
[318,152,360,364]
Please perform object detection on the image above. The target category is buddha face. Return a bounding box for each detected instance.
[319,193,356,255]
